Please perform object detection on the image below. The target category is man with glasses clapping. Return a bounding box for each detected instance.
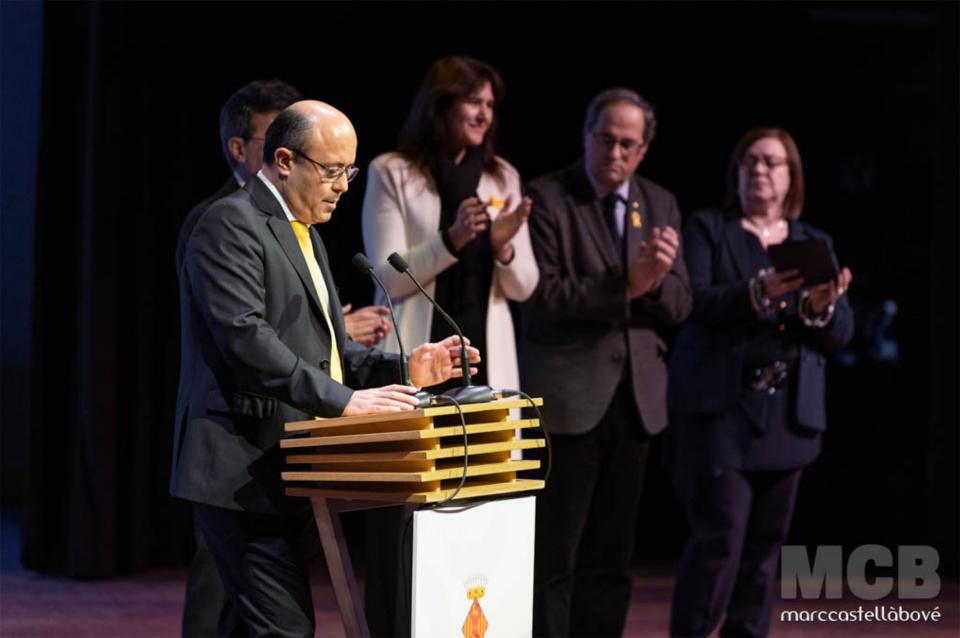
[521,88,693,637]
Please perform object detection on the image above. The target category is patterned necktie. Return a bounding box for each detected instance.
[290,220,343,384]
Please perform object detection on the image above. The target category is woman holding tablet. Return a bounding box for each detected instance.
[667,127,854,638]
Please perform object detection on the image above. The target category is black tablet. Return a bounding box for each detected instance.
[768,239,838,287]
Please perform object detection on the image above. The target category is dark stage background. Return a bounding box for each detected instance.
[2,1,957,579]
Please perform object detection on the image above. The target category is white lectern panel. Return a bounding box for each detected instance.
[412,496,535,638]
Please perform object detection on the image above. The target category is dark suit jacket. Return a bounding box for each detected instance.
[668,208,854,431]
[175,177,240,273]
[171,177,399,514]
[520,162,693,435]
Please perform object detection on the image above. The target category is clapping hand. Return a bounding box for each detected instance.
[342,304,392,346]
[628,226,680,298]
[490,195,532,262]
[447,197,489,252]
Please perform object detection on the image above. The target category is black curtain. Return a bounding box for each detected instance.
[23,0,958,578]
[25,1,192,576]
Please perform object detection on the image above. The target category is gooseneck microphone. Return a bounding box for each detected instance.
[352,253,433,408]
[387,252,494,405]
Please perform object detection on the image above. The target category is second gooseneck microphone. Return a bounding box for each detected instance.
[352,253,433,408]
[387,252,494,405]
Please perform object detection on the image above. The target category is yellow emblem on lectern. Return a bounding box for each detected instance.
[461,573,489,638]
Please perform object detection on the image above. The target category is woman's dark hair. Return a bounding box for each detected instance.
[725,126,805,220]
[397,55,505,182]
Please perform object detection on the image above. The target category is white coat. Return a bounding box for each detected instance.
[361,152,539,393]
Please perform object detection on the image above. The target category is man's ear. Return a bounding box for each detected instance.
[227,136,246,164]
[274,147,294,176]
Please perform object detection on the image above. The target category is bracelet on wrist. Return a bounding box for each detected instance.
[749,275,772,314]
[798,293,835,328]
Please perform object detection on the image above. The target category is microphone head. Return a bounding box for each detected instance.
[387,252,410,273]
[352,252,373,274]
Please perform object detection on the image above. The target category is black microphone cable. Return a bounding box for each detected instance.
[495,389,552,485]
[398,393,469,620]
[396,391,547,623]
[427,394,469,509]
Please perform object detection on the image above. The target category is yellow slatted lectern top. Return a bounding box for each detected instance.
[281,398,545,504]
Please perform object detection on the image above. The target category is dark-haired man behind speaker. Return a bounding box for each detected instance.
[521,88,692,637]
[175,78,302,637]
[177,79,300,273]
[176,80,393,342]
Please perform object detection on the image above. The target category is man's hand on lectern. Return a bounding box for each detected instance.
[341,385,419,416]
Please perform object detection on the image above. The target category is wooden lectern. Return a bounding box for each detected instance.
[280,397,545,637]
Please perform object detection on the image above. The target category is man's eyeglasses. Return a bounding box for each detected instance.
[589,131,646,155]
[291,149,359,183]
[740,154,789,170]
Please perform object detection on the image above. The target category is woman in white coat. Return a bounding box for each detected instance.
[361,55,538,395]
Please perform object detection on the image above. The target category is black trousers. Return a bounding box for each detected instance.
[193,503,321,638]
[182,517,235,637]
[669,468,803,638]
[532,380,650,638]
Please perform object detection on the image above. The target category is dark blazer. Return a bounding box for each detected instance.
[175,177,240,273]
[171,177,399,514]
[521,162,693,435]
[668,208,854,431]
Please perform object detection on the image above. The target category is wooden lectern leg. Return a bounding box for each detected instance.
[310,496,370,638]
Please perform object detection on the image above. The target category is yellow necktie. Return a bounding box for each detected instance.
[290,221,343,384]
